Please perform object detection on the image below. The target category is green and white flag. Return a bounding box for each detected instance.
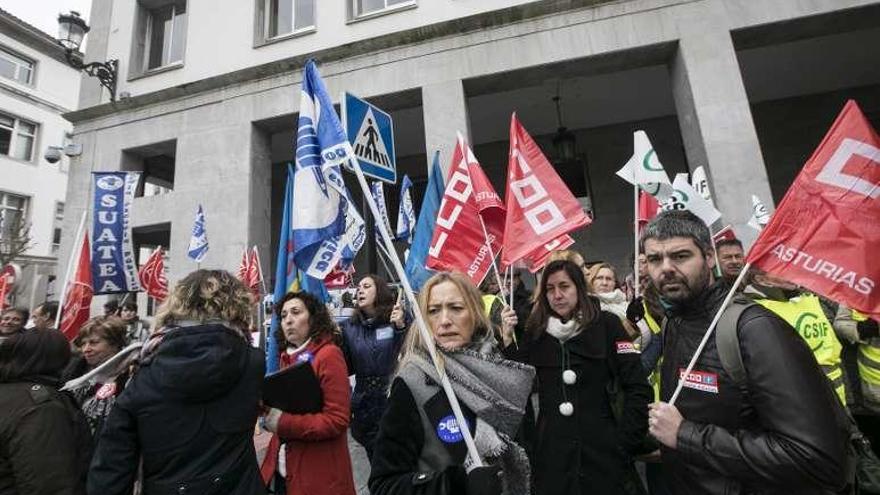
[691,166,714,206]
[615,130,673,201]
[747,194,771,231]
[661,173,722,227]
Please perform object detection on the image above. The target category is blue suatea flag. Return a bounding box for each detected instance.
[91,172,142,294]
[292,60,364,279]
[268,164,329,374]
[405,152,445,291]
[395,174,417,244]
[370,181,393,241]
[187,204,208,263]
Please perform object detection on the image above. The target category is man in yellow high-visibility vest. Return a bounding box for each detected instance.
[834,305,880,455]
[745,271,846,405]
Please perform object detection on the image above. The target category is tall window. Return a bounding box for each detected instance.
[0,47,34,85]
[145,1,187,70]
[0,112,37,162]
[353,0,413,18]
[266,0,314,38]
[0,192,29,240]
[51,202,64,255]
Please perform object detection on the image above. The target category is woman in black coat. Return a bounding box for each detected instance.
[88,269,266,495]
[503,259,652,495]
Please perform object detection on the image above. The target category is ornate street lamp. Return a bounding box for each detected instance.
[57,11,118,101]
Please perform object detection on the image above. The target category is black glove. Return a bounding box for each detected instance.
[626,297,645,324]
[858,319,880,340]
[467,465,502,495]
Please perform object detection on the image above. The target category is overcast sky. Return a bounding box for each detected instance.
[2,0,93,40]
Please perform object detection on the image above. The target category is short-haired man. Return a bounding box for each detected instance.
[0,307,29,343]
[30,301,59,330]
[716,238,745,287]
[643,210,849,495]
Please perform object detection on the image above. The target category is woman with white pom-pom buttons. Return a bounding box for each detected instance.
[501,259,652,495]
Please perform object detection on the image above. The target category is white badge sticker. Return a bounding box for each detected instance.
[376,326,394,341]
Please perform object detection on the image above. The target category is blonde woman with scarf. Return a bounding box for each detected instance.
[369,272,535,495]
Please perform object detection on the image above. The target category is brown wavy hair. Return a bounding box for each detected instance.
[527,259,599,338]
[74,316,128,350]
[274,291,341,350]
[153,269,253,336]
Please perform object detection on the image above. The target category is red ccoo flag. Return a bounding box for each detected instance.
[427,136,502,285]
[747,100,880,319]
[138,247,168,302]
[501,114,591,266]
[247,247,262,297]
[60,233,93,340]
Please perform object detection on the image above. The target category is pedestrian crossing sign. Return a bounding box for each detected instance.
[342,92,397,183]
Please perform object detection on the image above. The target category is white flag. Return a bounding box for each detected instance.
[691,166,714,206]
[661,173,722,227]
[616,130,673,201]
[747,195,771,231]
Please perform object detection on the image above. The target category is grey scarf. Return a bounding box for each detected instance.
[410,345,535,495]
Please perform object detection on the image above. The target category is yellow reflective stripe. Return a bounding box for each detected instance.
[853,310,869,322]
[858,347,880,385]
[643,302,661,335]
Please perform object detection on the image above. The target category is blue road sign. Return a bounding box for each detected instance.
[342,92,397,184]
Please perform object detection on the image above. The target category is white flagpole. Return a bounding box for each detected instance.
[374,241,398,282]
[668,262,751,405]
[477,217,508,302]
[55,211,88,330]
[344,147,483,468]
[633,185,640,298]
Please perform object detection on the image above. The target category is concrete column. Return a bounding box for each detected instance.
[421,79,470,176]
[248,124,273,283]
[670,0,772,246]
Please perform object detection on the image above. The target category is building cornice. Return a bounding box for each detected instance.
[64,0,618,124]
[0,81,72,114]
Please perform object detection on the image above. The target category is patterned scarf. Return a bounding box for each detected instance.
[410,346,535,495]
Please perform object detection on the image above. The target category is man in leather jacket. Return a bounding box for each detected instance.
[643,210,850,495]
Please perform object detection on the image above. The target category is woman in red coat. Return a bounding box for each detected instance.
[260,291,356,495]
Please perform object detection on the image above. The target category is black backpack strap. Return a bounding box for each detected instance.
[715,297,756,387]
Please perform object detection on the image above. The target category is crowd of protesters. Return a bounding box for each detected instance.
[0,209,872,494]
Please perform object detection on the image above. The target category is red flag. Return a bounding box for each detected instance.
[713,225,737,243]
[236,249,249,283]
[638,190,660,234]
[138,247,168,302]
[0,276,8,311]
[747,100,880,319]
[502,114,592,266]
[522,234,576,273]
[247,247,262,297]
[427,136,502,285]
[60,233,92,340]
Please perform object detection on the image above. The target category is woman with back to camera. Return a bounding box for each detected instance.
[340,274,407,459]
[504,259,652,495]
[260,290,356,495]
[88,269,265,495]
[369,271,535,495]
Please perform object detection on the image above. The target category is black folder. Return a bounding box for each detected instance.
[262,362,323,414]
